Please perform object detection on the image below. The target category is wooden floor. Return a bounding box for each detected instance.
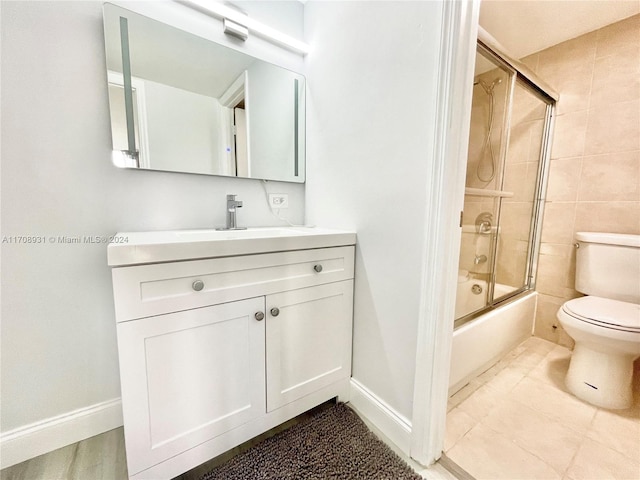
[0,402,334,480]
[0,428,128,480]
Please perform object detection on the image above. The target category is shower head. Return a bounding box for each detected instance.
[474,77,502,94]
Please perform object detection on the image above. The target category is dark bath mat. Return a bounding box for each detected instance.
[200,402,422,480]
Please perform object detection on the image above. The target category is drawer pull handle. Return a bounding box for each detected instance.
[313,264,323,273]
[270,307,280,317]
[192,280,205,292]
[255,311,265,321]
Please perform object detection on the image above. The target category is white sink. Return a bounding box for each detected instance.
[107,227,356,266]
[175,227,310,241]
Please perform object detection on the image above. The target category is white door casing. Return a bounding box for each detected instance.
[410,0,481,466]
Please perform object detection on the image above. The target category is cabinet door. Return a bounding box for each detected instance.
[117,297,266,475]
[266,280,353,411]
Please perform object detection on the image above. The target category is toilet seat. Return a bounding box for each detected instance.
[563,296,640,333]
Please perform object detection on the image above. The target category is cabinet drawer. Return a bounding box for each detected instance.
[112,246,354,321]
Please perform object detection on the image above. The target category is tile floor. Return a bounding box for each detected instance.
[445,336,640,480]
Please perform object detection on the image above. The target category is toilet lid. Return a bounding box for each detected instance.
[564,296,640,332]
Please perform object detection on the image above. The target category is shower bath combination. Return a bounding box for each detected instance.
[457,40,555,326]
[450,36,557,392]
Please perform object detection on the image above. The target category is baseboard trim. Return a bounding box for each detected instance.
[0,398,123,469]
[349,379,412,455]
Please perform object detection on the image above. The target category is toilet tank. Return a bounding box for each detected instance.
[575,232,640,303]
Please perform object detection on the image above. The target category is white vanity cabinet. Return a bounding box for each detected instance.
[108,228,355,479]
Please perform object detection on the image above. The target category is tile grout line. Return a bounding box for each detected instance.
[444,413,480,456]
[446,334,640,478]
[559,433,589,479]
[458,338,584,477]
[448,338,553,453]
[581,423,640,466]
[516,374,600,437]
[492,350,576,477]
[471,413,569,478]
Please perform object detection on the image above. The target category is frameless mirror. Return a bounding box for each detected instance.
[103,3,305,183]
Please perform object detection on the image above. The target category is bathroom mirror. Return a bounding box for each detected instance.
[103,3,305,183]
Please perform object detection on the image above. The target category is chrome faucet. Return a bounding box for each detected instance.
[217,194,247,230]
[474,254,488,265]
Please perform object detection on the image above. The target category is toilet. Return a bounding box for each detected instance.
[557,232,640,410]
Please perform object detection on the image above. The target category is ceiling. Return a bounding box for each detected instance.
[479,0,640,59]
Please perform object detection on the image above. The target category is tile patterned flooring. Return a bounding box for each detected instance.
[445,336,640,480]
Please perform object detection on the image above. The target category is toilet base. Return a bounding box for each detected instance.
[565,343,635,409]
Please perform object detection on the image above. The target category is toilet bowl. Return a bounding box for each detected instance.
[557,296,640,409]
[556,232,640,409]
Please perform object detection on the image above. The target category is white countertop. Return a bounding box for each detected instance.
[107,227,356,266]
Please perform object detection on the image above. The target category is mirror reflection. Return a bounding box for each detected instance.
[103,3,305,183]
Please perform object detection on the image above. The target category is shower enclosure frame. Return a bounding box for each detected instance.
[453,37,558,329]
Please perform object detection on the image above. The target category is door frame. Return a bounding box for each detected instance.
[107,70,151,168]
[409,0,481,466]
[219,71,250,177]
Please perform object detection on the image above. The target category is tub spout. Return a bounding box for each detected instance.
[474,254,488,265]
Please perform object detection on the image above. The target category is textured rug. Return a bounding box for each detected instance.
[200,403,422,480]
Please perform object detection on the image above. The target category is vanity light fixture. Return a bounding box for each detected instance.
[178,0,310,55]
[223,18,248,41]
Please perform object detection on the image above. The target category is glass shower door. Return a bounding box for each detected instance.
[455,42,554,326]
[455,46,513,321]
[493,79,550,302]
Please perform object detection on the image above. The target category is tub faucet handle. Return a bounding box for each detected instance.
[475,212,493,234]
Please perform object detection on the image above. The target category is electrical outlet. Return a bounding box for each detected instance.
[268,194,289,209]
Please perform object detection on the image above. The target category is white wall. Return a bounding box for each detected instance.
[304,1,444,420]
[143,80,224,175]
[248,61,303,182]
[230,0,304,40]
[0,0,305,458]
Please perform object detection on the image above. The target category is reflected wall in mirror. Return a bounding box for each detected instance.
[103,3,305,183]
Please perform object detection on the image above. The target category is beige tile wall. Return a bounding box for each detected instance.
[522,14,640,347]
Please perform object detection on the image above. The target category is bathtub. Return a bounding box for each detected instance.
[454,276,516,320]
[449,280,536,394]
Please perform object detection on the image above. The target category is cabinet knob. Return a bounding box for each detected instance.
[192,280,204,291]
[313,264,323,273]
[270,307,280,317]
[255,311,265,321]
